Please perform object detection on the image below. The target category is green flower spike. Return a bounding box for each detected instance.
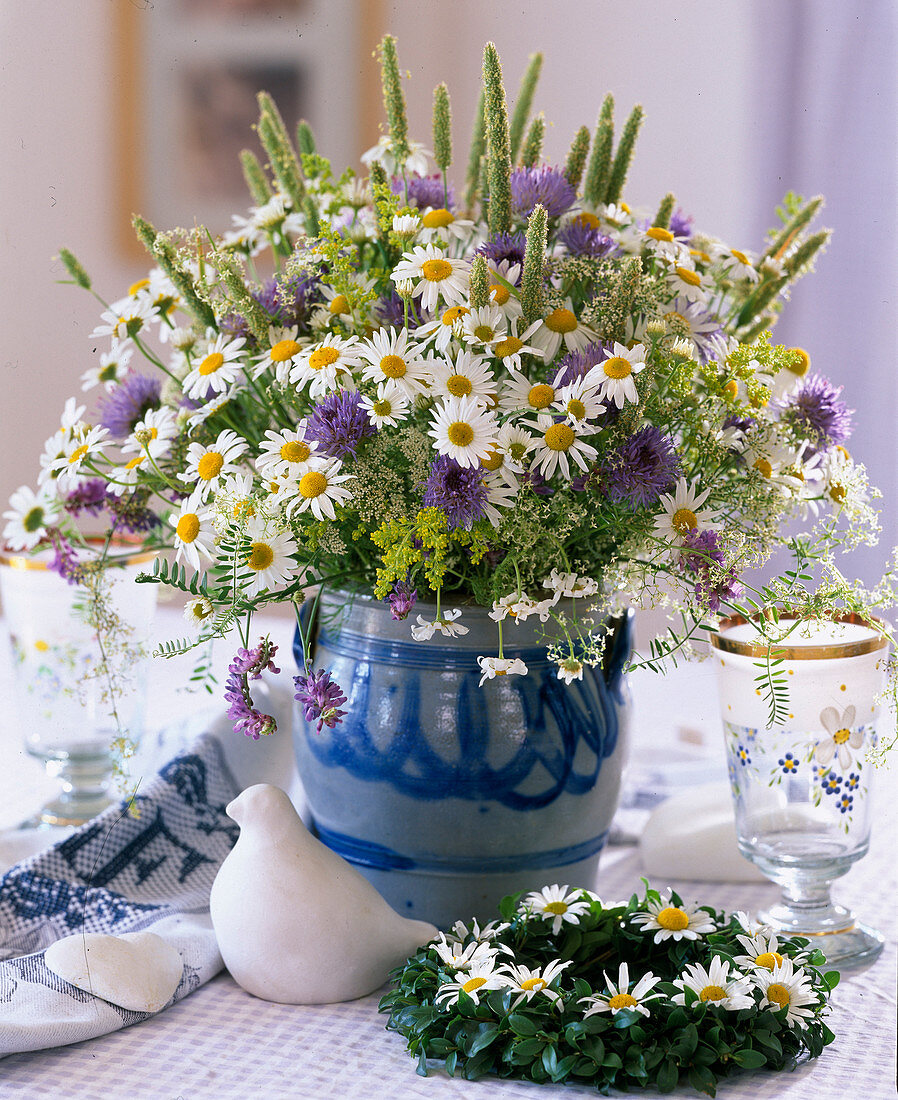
[133,216,216,330]
[213,251,272,345]
[520,113,545,169]
[240,149,272,206]
[295,119,317,157]
[482,42,512,235]
[521,203,548,327]
[256,91,305,209]
[57,248,91,291]
[469,254,490,311]
[583,93,614,207]
[433,81,452,209]
[508,52,543,164]
[652,192,676,230]
[605,103,644,205]
[464,90,486,212]
[564,126,592,192]
[379,35,410,169]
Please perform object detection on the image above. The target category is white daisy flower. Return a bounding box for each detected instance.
[391,212,421,238]
[530,297,599,361]
[81,340,134,392]
[654,299,729,364]
[480,472,518,526]
[459,304,506,350]
[732,911,770,937]
[822,447,870,515]
[255,426,323,481]
[447,917,510,944]
[552,376,606,428]
[642,225,689,262]
[432,935,499,972]
[359,381,411,428]
[59,397,87,433]
[498,369,558,415]
[580,962,664,1019]
[214,472,264,527]
[183,331,247,399]
[241,518,299,598]
[107,453,150,496]
[428,349,496,406]
[505,959,570,1010]
[484,261,523,320]
[666,263,710,303]
[630,892,717,942]
[815,705,863,770]
[654,477,720,543]
[361,135,432,177]
[290,334,362,397]
[410,608,469,640]
[390,245,470,313]
[671,957,756,1011]
[743,438,809,493]
[556,657,585,684]
[752,958,819,1029]
[434,956,507,1007]
[183,596,214,632]
[52,426,110,488]
[526,416,597,481]
[253,326,307,383]
[428,395,499,469]
[720,248,760,283]
[285,463,355,522]
[357,326,430,398]
[2,484,61,550]
[544,570,599,599]
[522,884,591,935]
[733,931,802,973]
[491,317,543,372]
[122,406,178,461]
[91,296,155,342]
[488,592,557,624]
[169,497,216,572]
[181,429,248,500]
[416,206,476,250]
[477,655,528,686]
[184,389,245,430]
[413,305,471,355]
[772,347,812,399]
[493,423,536,473]
[584,342,646,408]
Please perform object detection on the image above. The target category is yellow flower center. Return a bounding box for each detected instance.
[828,483,847,503]
[176,513,200,543]
[473,324,495,341]
[786,347,810,376]
[480,447,504,471]
[607,992,637,1010]
[575,212,601,230]
[690,248,711,263]
[328,294,349,315]
[447,374,472,397]
[128,278,151,296]
[766,983,791,1008]
[197,453,224,481]
[68,444,89,465]
[545,307,578,334]
[722,380,739,400]
[494,336,523,358]
[833,727,851,745]
[270,339,302,363]
[544,901,568,915]
[23,506,45,532]
[753,458,773,478]
[380,354,407,379]
[125,456,144,470]
[676,266,702,287]
[441,306,469,326]
[462,976,487,994]
[422,258,453,282]
[646,226,674,243]
[731,249,750,265]
[447,422,474,448]
[699,985,727,1003]
[281,441,311,464]
[664,310,689,335]
[566,398,586,420]
[422,208,454,228]
[246,542,274,572]
[671,508,698,536]
[490,283,510,305]
[603,356,632,379]
[34,639,50,651]
[309,346,340,370]
[656,906,690,931]
[544,423,575,452]
[520,978,545,992]
[199,352,225,376]
[528,384,555,409]
[755,951,784,970]
[372,399,392,417]
[299,471,328,498]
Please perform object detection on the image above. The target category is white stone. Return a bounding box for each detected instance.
[44,931,183,1013]
[210,784,438,1004]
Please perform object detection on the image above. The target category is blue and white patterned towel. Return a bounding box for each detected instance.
[0,729,244,1057]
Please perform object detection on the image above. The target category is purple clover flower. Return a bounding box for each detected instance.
[422,455,488,530]
[392,174,454,210]
[476,232,526,271]
[63,479,108,517]
[224,639,280,740]
[781,373,853,449]
[304,389,376,460]
[387,579,418,620]
[679,530,742,613]
[98,372,161,437]
[105,490,161,535]
[557,220,615,258]
[294,668,347,732]
[47,532,84,585]
[510,166,577,220]
[595,427,681,507]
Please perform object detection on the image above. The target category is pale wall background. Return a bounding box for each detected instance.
[1,0,895,585]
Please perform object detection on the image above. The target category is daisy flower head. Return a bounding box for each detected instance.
[106,453,151,496]
[52,426,110,490]
[499,368,558,416]
[285,461,355,522]
[428,348,496,407]
[752,958,819,1028]
[253,326,306,383]
[580,962,664,1019]
[656,298,728,365]
[390,245,470,313]
[544,570,599,599]
[527,415,597,481]
[122,406,178,461]
[477,655,528,686]
[654,477,719,544]
[556,656,585,684]
[357,326,431,398]
[505,959,570,1010]
[493,422,535,474]
[585,342,646,408]
[181,429,247,500]
[772,346,812,399]
[733,931,799,973]
[428,395,499,469]
[721,247,760,283]
[434,956,507,1007]
[2,483,61,550]
[448,917,510,944]
[488,592,556,623]
[410,607,469,640]
[240,518,299,598]
[361,134,432,177]
[91,295,155,342]
[522,884,590,935]
[552,376,606,429]
[413,304,471,354]
[169,497,216,572]
[491,318,543,372]
[290,334,362,397]
[486,265,523,321]
[459,304,506,351]
[666,262,710,303]
[642,224,689,262]
[183,595,215,633]
[183,331,247,399]
[416,206,476,251]
[359,381,411,428]
[630,891,717,942]
[671,956,755,1011]
[815,705,863,770]
[81,340,134,392]
[480,471,518,526]
[530,298,599,362]
[432,935,499,972]
[255,426,323,481]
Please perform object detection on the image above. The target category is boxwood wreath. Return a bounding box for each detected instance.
[379,884,838,1096]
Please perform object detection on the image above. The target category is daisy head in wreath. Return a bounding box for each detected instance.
[521,884,591,935]
[428,394,499,468]
[630,891,717,943]
[580,962,664,1019]
[671,956,755,1012]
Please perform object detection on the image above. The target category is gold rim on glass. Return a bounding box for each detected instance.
[710,612,890,660]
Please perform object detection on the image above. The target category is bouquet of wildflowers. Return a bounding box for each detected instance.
[3,37,888,740]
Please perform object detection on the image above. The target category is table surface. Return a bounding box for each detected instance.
[0,608,895,1100]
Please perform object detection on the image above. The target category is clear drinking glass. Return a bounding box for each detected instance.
[711,612,890,968]
[0,544,157,828]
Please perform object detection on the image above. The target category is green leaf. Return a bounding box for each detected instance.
[823,970,841,990]
[512,1037,544,1059]
[415,1048,428,1077]
[508,1013,540,1036]
[656,1056,679,1092]
[467,1022,498,1055]
[733,1047,768,1069]
[541,1044,558,1076]
[445,1050,458,1077]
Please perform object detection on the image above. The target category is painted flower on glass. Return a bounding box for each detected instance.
[521,884,591,934]
[814,705,863,770]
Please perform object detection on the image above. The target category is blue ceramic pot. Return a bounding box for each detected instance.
[293,589,633,928]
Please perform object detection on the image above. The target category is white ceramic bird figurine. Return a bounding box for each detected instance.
[209,784,438,1004]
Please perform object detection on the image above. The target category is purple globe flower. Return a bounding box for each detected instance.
[554,341,610,387]
[510,166,577,219]
[392,174,454,211]
[294,668,347,732]
[557,220,615,258]
[422,455,488,530]
[304,389,376,460]
[669,208,695,241]
[596,426,681,507]
[476,232,526,272]
[98,372,161,437]
[781,373,853,449]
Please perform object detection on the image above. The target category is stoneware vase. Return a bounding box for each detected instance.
[293,589,634,928]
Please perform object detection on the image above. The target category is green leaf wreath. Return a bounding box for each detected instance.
[380,884,838,1096]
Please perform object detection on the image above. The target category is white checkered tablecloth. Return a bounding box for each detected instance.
[0,610,895,1099]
